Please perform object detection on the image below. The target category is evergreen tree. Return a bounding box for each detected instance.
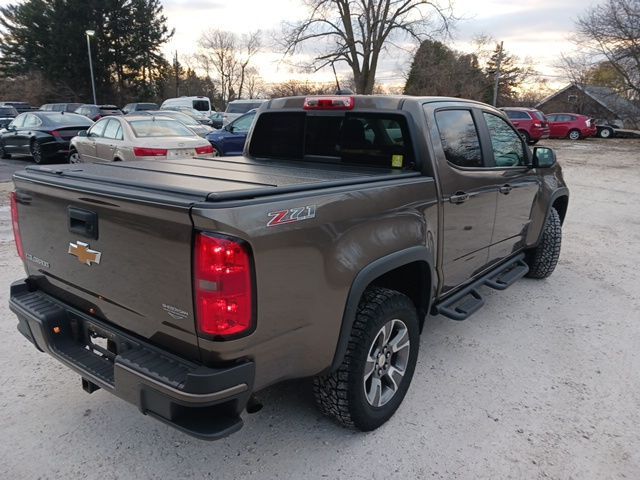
[0,0,173,104]
[484,44,533,106]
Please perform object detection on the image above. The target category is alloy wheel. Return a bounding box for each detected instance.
[363,318,411,408]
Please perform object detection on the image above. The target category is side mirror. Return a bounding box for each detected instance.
[226,124,235,133]
[78,130,88,137]
[532,146,556,168]
[6,124,15,131]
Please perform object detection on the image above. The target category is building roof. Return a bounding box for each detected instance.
[536,83,640,119]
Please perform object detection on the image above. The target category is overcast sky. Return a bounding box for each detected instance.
[1,0,602,88]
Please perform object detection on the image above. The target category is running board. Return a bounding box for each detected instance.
[435,254,529,321]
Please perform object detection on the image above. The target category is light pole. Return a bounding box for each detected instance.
[85,30,97,105]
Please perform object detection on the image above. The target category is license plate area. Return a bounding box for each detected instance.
[168,148,195,159]
[84,321,118,361]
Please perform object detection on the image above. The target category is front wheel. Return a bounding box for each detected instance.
[518,130,531,144]
[525,207,562,279]
[313,287,419,431]
[68,149,81,164]
[0,142,10,159]
[568,129,581,140]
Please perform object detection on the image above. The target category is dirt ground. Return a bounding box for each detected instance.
[0,138,639,479]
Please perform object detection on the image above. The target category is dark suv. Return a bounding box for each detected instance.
[502,107,550,145]
[74,104,123,121]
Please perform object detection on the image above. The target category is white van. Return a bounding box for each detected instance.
[160,96,212,116]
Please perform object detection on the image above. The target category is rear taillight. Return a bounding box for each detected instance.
[533,122,542,128]
[51,130,62,139]
[10,192,25,260]
[194,233,253,338]
[195,145,214,155]
[303,96,355,110]
[133,147,168,157]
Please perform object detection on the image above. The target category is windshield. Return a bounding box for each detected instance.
[192,100,210,112]
[533,111,547,121]
[159,111,198,126]
[129,119,195,137]
[249,112,415,169]
[47,113,93,126]
[227,102,262,114]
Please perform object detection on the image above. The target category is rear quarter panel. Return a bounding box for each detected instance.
[191,177,438,390]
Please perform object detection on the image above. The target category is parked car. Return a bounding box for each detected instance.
[9,94,569,440]
[40,103,83,113]
[0,105,19,129]
[161,106,212,125]
[501,107,550,145]
[205,109,256,156]
[75,104,123,122]
[0,111,93,163]
[209,111,224,129]
[0,101,33,113]
[160,96,212,116]
[132,110,213,137]
[69,114,214,163]
[223,99,266,125]
[546,113,597,140]
[122,102,159,114]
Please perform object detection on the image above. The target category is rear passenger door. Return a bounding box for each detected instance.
[481,112,540,265]
[431,107,499,293]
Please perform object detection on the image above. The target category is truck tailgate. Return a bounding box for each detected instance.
[13,171,202,360]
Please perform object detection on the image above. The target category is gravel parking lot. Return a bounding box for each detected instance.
[0,138,639,479]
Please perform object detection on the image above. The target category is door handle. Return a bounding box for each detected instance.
[499,185,512,195]
[449,192,469,204]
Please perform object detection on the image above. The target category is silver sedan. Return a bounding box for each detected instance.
[69,114,215,163]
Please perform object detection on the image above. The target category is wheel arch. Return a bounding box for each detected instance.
[328,246,434,373]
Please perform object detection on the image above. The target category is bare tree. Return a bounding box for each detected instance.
[197,30,262,105]
[575,0,640,99]
[282,0,455,94]
[554,52,595,88]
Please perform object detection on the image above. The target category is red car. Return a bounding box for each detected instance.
[545,113,597,140]
[501,107,550,145]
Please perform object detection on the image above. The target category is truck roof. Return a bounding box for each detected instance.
[264,95,488,111]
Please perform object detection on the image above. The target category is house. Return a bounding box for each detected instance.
[536,84,640,129]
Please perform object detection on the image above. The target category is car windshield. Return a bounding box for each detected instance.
[129,119,195,137]
[250,112,415,169]
[227,102,262,114]
[46,113,93,126]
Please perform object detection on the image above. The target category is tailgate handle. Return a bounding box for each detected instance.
[68,207,99,239]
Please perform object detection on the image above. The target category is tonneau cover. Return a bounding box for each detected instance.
[17,156,419,204]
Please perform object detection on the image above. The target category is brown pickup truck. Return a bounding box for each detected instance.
[9,95,569,440]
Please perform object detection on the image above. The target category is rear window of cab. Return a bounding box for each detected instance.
[249,112,415,170]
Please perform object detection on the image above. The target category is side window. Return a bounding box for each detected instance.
[483,112,526,167]
[435,109,483,168]
[103,119,121,139]
[89,119,108,137]
[232,112,255,133]
[23,114,41,128]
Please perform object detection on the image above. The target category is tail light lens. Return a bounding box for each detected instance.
[133,147,168,157]
[533,122,542,128]
[10,192,25,260]
[51,130,62,139]
[194,233,253,338]
[195,145,214,155]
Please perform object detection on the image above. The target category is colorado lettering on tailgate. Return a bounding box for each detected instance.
[267,205,316,227]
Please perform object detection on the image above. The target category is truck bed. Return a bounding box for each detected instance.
[17,156,420,205]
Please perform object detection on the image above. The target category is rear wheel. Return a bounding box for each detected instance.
[568,129,581,140]
[525,207,562,279]
[30,140,44,164]
[313,287,419,431]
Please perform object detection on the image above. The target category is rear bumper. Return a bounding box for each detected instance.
[9,279,255,440]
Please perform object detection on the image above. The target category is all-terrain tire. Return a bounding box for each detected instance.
[313,287,419,431]
[525,207,562,279]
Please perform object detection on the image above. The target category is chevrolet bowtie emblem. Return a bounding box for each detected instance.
[68,241,102,266]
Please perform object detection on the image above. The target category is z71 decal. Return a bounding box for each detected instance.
[267,205,316,227]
